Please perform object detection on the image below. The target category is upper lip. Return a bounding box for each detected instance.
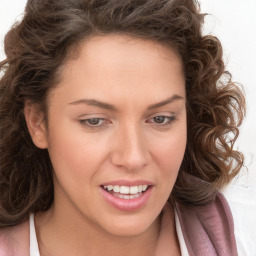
[101,180,153,187]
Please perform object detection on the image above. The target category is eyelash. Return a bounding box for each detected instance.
[146,115,176,127]
[79,118,109,128]
[79,115,176,129]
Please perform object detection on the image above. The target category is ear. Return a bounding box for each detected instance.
[24,101,48,149]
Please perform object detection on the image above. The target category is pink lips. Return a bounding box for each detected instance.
[100,180,153,212]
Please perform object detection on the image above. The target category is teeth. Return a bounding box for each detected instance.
[142,185,148,191]
[131,194,141,199]
[130,186,139,194]
[116,193,142,199]
[113,185,120,193]
[120,186,130,194]
[103,185,149,195]
[104,185,113,191]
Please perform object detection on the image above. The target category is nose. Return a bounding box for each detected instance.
[110,123,150,171]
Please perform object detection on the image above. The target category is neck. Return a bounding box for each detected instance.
[35,204,162,256]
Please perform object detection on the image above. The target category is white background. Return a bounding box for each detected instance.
[0,0,255,187]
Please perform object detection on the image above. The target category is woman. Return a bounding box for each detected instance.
[0,0,245,255]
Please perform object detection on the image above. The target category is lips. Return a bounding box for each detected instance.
[100,180,153,211]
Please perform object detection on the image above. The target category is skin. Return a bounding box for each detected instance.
[25,34,186,256]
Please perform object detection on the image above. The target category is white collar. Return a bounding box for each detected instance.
[29,213,40,256]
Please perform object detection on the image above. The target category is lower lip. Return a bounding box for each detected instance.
[100,186,153,211]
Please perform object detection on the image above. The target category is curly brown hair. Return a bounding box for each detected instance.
[0,0,245,227]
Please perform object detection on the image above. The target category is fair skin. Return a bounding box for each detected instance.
[25,35,186,256]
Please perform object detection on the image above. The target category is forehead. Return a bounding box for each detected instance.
[50,34,186,107]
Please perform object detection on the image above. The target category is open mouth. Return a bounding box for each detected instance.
[101,184,151,200]
[100,183,153,211]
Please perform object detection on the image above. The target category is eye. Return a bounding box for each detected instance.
[146,115,176,126]
[79,118,109,127]
[153,116,168,124]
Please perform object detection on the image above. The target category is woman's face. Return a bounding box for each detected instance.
[41,35,187,236]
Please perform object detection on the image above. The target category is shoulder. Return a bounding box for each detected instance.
[0,219,30,256]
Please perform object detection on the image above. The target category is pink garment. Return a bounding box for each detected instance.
[0,220,29,256]
[0,192,237,255]
[175,192,237,256]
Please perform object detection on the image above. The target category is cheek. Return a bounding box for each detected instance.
[147,126,187,205]
[158,142,186,181]
[153,128,187,175]
[46,120,110,180]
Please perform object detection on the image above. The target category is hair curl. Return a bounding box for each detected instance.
[0,0,245,227]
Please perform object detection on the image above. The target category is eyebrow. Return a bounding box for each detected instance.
[147,94,184,110]
[69,99,117,111]
[68,94,184,111]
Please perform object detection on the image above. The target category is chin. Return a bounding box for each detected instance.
[99,214,160,238]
